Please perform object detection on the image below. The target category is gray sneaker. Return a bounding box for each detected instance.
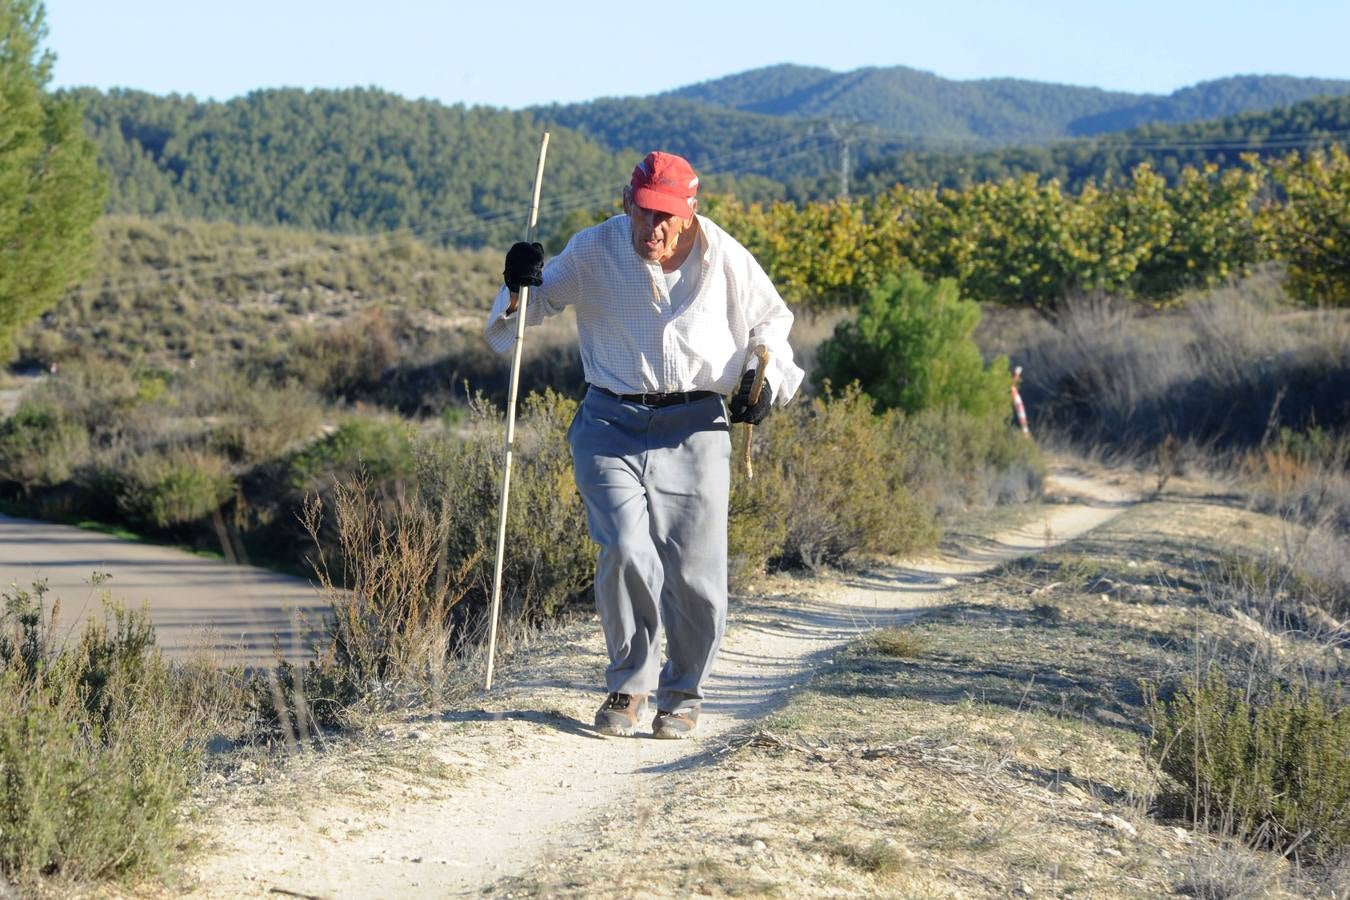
[594,692,648,736]
[652,706,700,740]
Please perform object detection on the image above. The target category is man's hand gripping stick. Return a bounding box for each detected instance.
[742,345,771,479]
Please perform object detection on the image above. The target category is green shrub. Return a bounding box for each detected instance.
[1146,666,1350,861]
[211,380,325,465]
[287,416,414,495]
[0,403,90,492]
[27,358,141,431]
[116,446,234,529]
[421,390,593,621]
[728,427,792,587]
[895,405,1044,513]
[280,309,398,399]
[814,271,1011,419]
[0,580,234,885]
[753,383,937,570]
[1266,147,1350,305]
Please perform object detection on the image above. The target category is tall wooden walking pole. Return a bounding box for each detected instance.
[484,131,550,690]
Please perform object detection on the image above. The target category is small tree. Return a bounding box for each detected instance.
[813,270,1011,419]
[1266,147,1350,306]
[0,0,105,360]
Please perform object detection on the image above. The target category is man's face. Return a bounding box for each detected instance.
[624,189,694,263]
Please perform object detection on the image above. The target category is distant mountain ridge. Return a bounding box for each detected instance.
[1068,74,1350,135]
[656,63,1350,143]
[662,63,1139,142]
[852,94,1350,194]
[529,65,1350,198]
[67,67,1350,250]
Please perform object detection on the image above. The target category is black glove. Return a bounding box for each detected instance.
[728,369,773,425]
[503,241,544,292]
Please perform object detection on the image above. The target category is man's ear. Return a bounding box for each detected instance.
[622,186,633,215]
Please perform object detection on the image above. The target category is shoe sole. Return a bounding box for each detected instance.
[652,722,697,740]
[652,727,693,740]
[595,701,648,737]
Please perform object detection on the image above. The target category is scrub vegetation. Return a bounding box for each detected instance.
[3,1,1349,888]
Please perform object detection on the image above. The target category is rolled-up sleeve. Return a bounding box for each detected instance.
[484,252,581,354]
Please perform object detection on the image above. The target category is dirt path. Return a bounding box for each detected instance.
[0,514,325,664]
[183,464,1137,898]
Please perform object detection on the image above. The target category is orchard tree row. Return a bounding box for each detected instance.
[705,148,1350,311]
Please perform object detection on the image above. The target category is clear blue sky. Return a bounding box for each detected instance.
[43,0,1350,108]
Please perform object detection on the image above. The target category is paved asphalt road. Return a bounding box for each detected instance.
[0,513,328,666]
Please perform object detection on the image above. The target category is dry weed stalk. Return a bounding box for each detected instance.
[302,474,479,704]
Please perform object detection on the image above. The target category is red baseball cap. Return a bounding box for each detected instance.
[630,151,699,218]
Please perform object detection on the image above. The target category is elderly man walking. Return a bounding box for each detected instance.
[485,151,803,738]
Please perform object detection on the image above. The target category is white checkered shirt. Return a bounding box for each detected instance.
[485,215,804,403]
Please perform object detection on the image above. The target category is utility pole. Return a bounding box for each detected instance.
[827,121,852,199]
[840,133,851,199]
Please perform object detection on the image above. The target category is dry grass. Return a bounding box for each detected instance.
[483,488,1345,898]
[979,275,1350,455]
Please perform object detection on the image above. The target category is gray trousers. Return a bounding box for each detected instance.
[567,388,730,714]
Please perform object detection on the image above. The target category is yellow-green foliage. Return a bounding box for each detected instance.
[704,156,1350,311]
[1135,163,1269,298]
[1147,667,1350,861]
[1266,146,1350,305]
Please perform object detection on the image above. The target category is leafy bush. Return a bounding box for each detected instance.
[211,379,325,465]
[0,579,237,885]
[814,271,1011,419]
[1133,163,1267,299]
[115,446,234,529]
[287,416,414,495]
[728,427,791,587]
[0,403,90,492]
[895,405,1044,514]
[1267,146,1350,305]
[1146,667,1350,861]
[420,390,593,621]
[752,383,936,570]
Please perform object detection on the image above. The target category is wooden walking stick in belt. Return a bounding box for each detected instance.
[485,131,550,691]
[742,344,771,479]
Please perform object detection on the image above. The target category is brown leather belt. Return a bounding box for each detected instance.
[591,385,720,408]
